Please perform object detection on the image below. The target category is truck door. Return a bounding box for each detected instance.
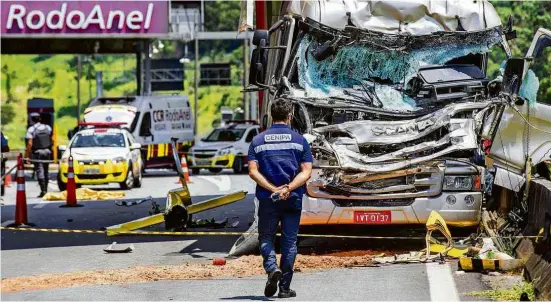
[490,29,551,179]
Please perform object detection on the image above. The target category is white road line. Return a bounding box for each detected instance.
[1,220,15,227]
[426,262,460,301]
[198,175,231,191]
[33,202,47,209]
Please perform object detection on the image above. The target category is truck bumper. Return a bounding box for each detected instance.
[300,192,482,227]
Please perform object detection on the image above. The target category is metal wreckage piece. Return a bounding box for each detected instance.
[106,139,246,236]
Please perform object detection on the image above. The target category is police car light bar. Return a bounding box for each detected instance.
[77,122,127,128]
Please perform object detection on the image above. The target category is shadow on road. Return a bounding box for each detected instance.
[1,194,256,251]
[220,296,274,301]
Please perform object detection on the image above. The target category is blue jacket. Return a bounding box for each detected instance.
[248,124,313,200]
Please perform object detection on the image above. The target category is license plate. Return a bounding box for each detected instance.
[196,160,210,166]
[353,211,392,224]
[83,168,100,175]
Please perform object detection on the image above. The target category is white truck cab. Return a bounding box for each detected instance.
[188,120,260,174]
[82,96,194,170]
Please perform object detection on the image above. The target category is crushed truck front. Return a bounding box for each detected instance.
[253,0,513,227]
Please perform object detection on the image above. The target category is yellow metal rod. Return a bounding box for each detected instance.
[187,191,247,215]
[106,213,165,236]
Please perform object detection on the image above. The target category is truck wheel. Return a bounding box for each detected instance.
[57,173,66,191]
[120,164,135,190]
[209,168,222,173]
[233,157,245,174]
[192,168,200,175]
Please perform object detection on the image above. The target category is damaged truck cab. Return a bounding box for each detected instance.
[247,0,548,227]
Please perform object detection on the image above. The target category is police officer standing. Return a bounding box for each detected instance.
[248,99,313,298]
[25,113,53,197]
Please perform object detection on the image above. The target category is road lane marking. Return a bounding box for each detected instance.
[33,202,47,209]
[1,220,15,227]
[197,175,231,191]
[426,262,460,301]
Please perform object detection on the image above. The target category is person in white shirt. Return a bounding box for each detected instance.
[25,113,53,197]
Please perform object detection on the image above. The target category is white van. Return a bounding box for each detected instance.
[82,96,194,170]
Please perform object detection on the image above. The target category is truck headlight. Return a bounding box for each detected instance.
[217,146,234,156]
[111,157,126,164]
[443,176,474,191]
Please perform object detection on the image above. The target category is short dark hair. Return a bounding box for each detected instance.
[270,99,293,122]
[31,116,41,123]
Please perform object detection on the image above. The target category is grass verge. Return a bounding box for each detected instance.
[467,281,535,301]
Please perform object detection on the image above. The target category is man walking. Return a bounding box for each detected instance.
[248,99,313,298]
[25,113,53,197]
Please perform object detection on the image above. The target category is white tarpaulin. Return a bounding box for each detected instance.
[282,0,502,35]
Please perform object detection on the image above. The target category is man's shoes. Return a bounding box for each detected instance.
[278,288,297,298]
[37,191,46,198]
[264,269,282,297]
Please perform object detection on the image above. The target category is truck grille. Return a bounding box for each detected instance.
[332,198,415,207]
[307,164,445,201]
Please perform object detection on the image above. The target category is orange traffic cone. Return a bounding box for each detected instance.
[175,155,192,184]
[4,166,12,187]
[8,154,34,227]
[60,156,83,208]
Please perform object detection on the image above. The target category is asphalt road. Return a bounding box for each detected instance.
[1,168,492,301]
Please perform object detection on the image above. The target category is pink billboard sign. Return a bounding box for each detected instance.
[1,1,169,36]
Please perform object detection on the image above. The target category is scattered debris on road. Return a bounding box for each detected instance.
[115,196,151,207]
[1,253,382,293]
[43,188,125,201]
[103,242,134,254]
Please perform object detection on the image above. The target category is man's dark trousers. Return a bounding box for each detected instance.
[258,196,301,290]
[32,149,51,182]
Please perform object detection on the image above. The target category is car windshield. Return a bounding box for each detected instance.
[204,129,245,142]
[71,132,126,148]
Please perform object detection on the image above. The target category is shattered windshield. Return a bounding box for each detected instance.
[296,29,502,112]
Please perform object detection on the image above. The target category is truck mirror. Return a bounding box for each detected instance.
[502,58,525,94]
[249,49,267,87]
[131,143,142,150]
[58,145,67,152]
[252,30,269,46]
[532,32,551,58]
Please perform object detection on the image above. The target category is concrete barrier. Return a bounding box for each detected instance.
[515,178,551,300]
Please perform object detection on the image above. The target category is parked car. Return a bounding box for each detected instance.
[58,123,143,190]
[188,120,260,174]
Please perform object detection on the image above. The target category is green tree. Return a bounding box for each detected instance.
[1,103,16,125]
[1,64,18,104]
[490,1,551,103]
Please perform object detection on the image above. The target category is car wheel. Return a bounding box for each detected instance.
[57,173,67,191]
[192,168,200,175]
[232,156,245,174]
[134,169,143,188]
[209,168,222,173]
[120,164,135,190]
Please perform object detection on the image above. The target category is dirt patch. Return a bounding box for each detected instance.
[1,254,377,293]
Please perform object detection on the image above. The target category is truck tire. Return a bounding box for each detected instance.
[233,156,245,174]
[209,168,222,173]
[192,168,200,175]
[120,164,135,190]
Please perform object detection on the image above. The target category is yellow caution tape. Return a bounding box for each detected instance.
[0,226,544,240]
[43,188,125,201]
